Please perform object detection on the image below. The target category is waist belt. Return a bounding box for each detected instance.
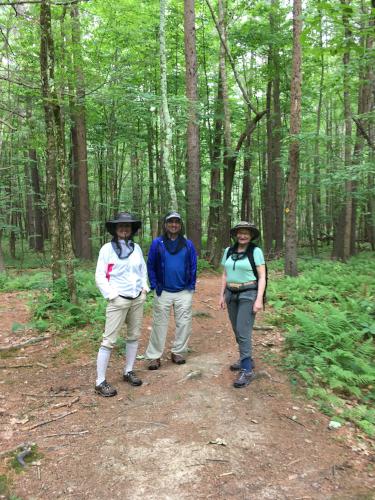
[119,291,142,300]
[226,281,257,294]
[227,281,256,289]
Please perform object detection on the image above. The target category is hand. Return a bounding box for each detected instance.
[219,295,226,310]
[253,299,263,313]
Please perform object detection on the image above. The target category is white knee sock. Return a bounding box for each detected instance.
[124,341,138,374]
[96,346,111,386]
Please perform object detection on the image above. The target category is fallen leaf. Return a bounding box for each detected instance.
[208,438,227,446]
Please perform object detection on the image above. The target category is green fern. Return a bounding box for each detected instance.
[269,252,375,438]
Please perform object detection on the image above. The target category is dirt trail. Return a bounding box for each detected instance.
[0,273,373,500]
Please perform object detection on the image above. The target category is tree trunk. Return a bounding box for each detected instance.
[26,148,44,252]
[264,77,275,255]
[241,131,252,221]
[207,67,223,264]
[70,3,92,260]
[40,0,61,281]
[312,5,324,256]
[271,3,284,255]
[352,0,374,252]
[184,0,201,253]
[219,0,233,250]
[40,0,77,303]
[160,0,178,209]
[131,148,142,218]
[284,0,302,277]
[0,230,5,273]
[147,118,158,239]
[341,0,353,261]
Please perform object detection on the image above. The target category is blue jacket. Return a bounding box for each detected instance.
[147,236,197,296]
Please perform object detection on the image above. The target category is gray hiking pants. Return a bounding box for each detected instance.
[225,288,257,361]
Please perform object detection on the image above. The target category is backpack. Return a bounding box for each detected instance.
[226,243,268,308]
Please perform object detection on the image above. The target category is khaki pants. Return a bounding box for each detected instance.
[101,293,146,349]
[145,290,193,359]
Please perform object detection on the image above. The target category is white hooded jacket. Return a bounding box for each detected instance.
[95,241,148,300]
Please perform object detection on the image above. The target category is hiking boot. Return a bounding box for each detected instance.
[148,358,161,370]
[233,370,256,388]
[171,352,186,365]
[123,371,142,386]
[95,380,117,397]
[230,358,255,371]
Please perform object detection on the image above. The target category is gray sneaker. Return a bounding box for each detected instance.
[123,371,142,386]
[95,380,117,397]
[233,370,256,388]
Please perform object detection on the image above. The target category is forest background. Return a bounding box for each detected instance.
[0,0,374,437]
[0,0,373,282]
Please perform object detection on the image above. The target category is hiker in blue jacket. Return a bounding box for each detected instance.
[145,211,197,369]
[219,221,266,388]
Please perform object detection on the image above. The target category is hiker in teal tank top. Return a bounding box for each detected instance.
[219,221,266,388]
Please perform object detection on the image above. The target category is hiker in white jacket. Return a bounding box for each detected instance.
[94,212,148,397]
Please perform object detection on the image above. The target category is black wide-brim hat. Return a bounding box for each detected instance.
[105,212,142,236]
[230,221,260,241]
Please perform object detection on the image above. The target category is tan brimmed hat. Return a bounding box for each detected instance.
[230,221,260,241]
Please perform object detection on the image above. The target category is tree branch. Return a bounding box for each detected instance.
[235,110,267,153]
[353,116,375,151]
[0,0,89,5]
[0,118,16,130]
[204,0,258,114]
[0,74,40,90]
[0,103,26,118]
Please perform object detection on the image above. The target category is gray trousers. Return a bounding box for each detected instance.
[225,288,257,361]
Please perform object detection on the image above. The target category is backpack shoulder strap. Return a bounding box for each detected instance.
[247,244,268,309]
[246,243,258,280]
[225,244,237,260]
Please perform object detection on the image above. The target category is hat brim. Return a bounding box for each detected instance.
[105,221,141,236]
[230,226,260,241]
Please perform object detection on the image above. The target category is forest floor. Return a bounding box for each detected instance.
[0,272,374,500]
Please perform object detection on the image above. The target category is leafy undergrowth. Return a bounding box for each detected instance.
[267,252,375,437]
[0,258,212,351]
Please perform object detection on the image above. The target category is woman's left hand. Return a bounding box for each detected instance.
[253,299,263,313]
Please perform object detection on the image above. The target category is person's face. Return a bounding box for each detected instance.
[166,218,181,236]
[236,229,252,245]
[116,222,132,239]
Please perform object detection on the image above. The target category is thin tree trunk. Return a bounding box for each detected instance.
[147,119,158,239]
[70,3,92,260]
[160,0,178,209]
[341,0,353,261]
[0,230,5,273]
[271,0,283,255]
[264,76,274,255]
[184,0,201,253]
[284,0,302,277]
[207,67,223,264]
[312,3,324,256]
[241,130,252,221]
[219,0,233,249]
